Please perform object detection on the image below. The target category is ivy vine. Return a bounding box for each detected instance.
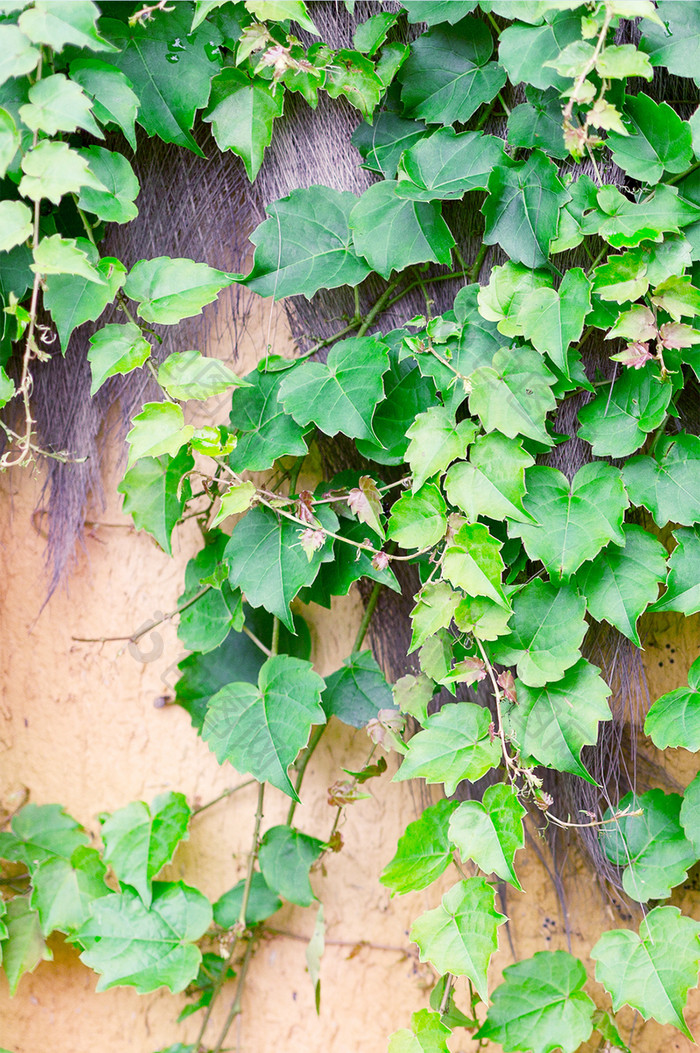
[3,1,700,1051]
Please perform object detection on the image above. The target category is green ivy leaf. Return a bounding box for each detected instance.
[102,8,221,155]
[124,257,233,325]
[506,658,612,782]
[551,174,599,254]
[510,462,628,580]
[405,406,477,491]
[401,2,478,25]
[201,654,326,798]
[76,881,212,994]
[32,234,105,285]
[324,48,384,121]
[411,878,505,1001]
[88,323,151,395]
[445,433,535,525]
[623,434,700,527]
[352,111,427,179]
[125,401,194,468]
[596,43,653,80]
[241,185,371,299]
[19,72,102,138]
[101,792,191,909]
[409,580,461,653]
[279,336,389,441]
[498,11,583,91]
[517,267,591,375]
[477,261,553,337]
[157,350,246,401]
[482,150,570,268]
[204,68,283,181]
[490,579,587,687]
[77,146,139,224]
[213,872,281,928]
[118,449,193,556]
[175,610,310,731]
[45,252,127,353]
[576,524,667,646]
[578,368,672,458]
[641,1,700,78]
[229,359,309,472]
[0,896,51,996]
[0,367,15,408]
[388,1008,452,1053]
[393,672,434,725]
[258,825,324,907]
[506,86,567,159]
[380,799,459,896]
[387,483,447,549]
[225,504,336,632]
[645,655,700,750]
[448,783,525,890]
[475,950,595,1053]
[349,180,454,279]
[245,0,319,34]
[177,532,243,653]
[650,527,700,616]
[18,1,116,52]
[394,702,501,796]
[601,790,695,902]
[468,346,557,445]
[0,106,21,179]
[0,25,40,86]
[593,252,649,303]
[30,846,110,936]
[0,200,31,254]
[70,57,139,151]
[680,771,700,855]
[454,594,513,641]
[607,93,693,184]
[593,905,700,1040]
[322,650,393,729]
[651,274,700,321]
[0,803,88,872]
[398,18,506,125]
[353,11,398,55]
[443,522,509,608]
[396,127,506,200]
[582,184,700,250]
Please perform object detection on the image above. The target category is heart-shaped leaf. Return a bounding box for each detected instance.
[101,792,191,908]
[410,877,506,1001]
[201,655,326,798]
[592,906,700,1039]
[490,580,587,687]
[381,798,459,895]
[476,950,595,1053]
[393,703,500,796]
[448,783,525,890]
[505,658,612,783]
[76,881,212,994]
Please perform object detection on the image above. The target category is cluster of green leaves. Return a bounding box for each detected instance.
[5,1,700,1051]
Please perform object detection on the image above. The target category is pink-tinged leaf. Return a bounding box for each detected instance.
[497,670,517,703]
[372,550,390,571]
[347,475,385,538]
[610,342,654,369]
[445,656,487,686]
[658,322,700,350]
[300,528,326,560]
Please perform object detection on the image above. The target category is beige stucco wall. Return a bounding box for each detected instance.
[2,302,700,1053]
